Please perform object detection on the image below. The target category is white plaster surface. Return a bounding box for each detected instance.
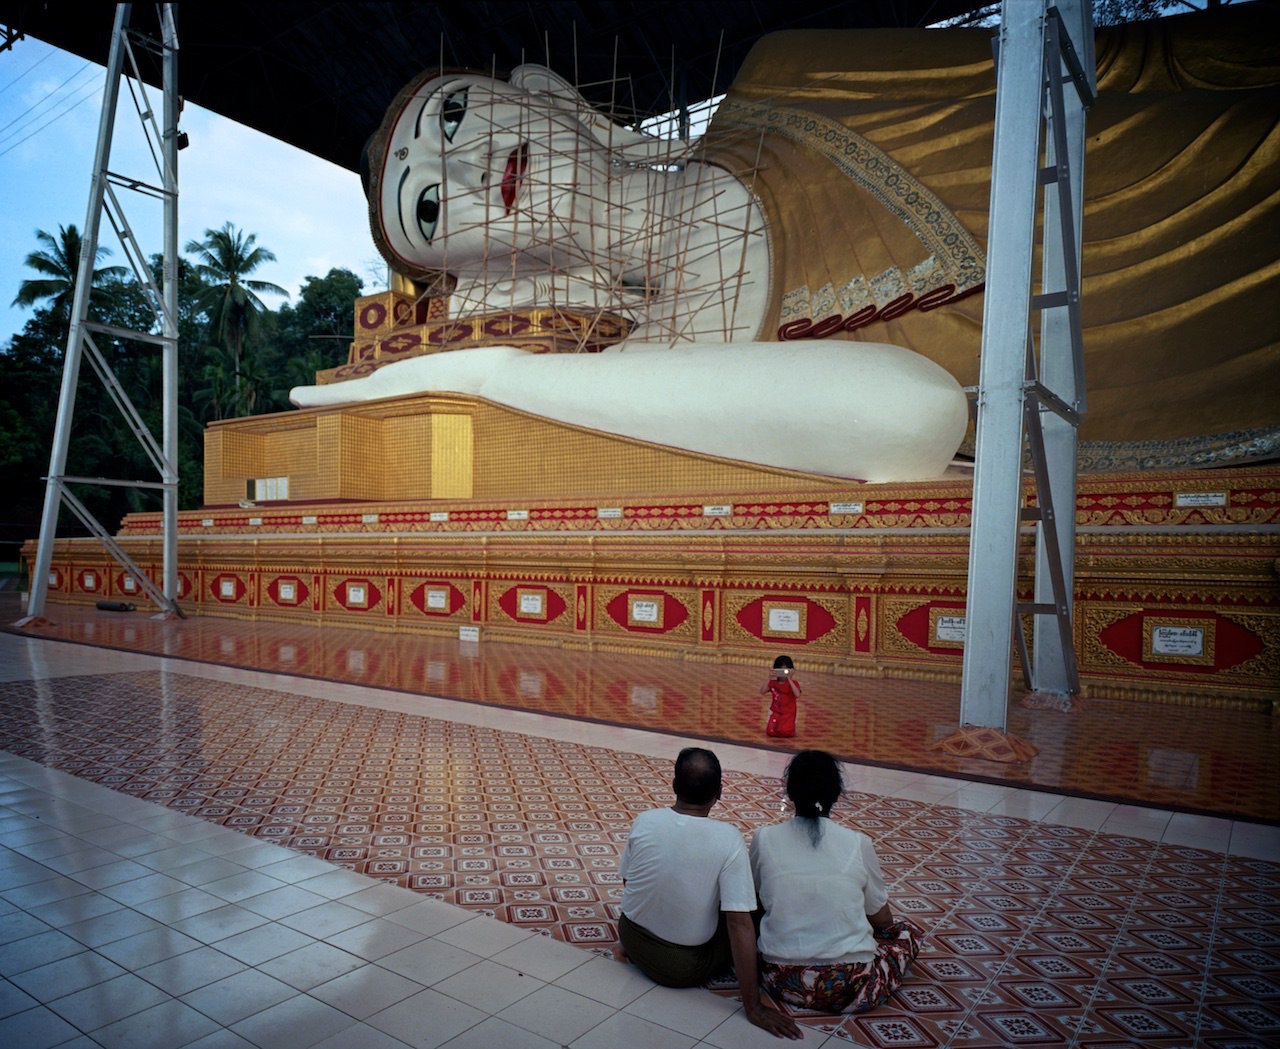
[290,341,968,482]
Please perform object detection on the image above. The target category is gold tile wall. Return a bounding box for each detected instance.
[203,394,844,507]
[337,415,384,502]
[429,414,473,500]
[203,430,230,505]
[314,415,344,500]
[218,430,266,478]
[381,415,434,500]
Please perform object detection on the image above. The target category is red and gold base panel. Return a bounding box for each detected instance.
[25,466,1280,710]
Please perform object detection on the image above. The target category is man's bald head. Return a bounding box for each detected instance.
[673,747,722,806]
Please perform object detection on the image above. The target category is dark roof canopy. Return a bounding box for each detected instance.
[0,1,996,172]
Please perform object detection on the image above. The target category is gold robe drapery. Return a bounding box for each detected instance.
[703,5,1280,469]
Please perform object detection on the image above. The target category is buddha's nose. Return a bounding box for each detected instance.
[446,144,490,189]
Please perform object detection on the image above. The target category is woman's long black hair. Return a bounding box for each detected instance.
[785,750,844,846]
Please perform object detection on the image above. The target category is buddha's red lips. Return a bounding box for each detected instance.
[502,144,529,215]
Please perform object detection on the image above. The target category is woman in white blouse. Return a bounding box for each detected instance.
[749,750,922,1013]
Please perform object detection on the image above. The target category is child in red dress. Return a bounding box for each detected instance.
[760,655,801,737]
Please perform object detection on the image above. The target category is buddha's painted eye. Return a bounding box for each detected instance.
[441,87,468,142]
[417,184,441,243]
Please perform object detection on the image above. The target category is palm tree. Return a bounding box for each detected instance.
[194,345,235,423]
[11,225,129,321]
[184,222,288,407]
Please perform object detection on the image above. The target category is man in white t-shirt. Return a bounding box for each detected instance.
[617,748,801,1040]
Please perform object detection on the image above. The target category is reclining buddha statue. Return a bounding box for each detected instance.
[291,6,1279,480]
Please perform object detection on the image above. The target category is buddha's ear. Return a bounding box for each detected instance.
[508,63,694,165]
[508,64,581,109]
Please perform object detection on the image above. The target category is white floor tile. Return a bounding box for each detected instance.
[496,983,617,1044]
[44,971,171,1032]
[170,903,270,945]
[229,990,359,1049]
[437,1015,561,1049]
[309,964,424,1020]
[378,938,484,986]
[384,898,473,938]
[90,997,221,1049]
[326,917,426,961]
[435,914,535,958]
[624,982,740,1039]
[432,958,545,1012]
[133,944,250,997]
[258,940,366,991]
[9,950,125,1000]
[277,901,374,940]
[1042,796,1116,830]
[492,933,592,983]
[1229,823,1280,862]
[366,987,488,1049]
[214,921,315,966]
[0,1002,83,1049]
[554,953,655,1008]
[179,967,300,1026]
[571,1008,699,1048]
[308,1021,419,1049]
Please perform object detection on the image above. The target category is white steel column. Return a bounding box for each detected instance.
[958,0,1093,728]
[1031,4,1094,693]
[160,3,180,606]
[959,1,1047,728]
[23,3,181,621]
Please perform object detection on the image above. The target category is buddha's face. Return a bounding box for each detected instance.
[376,72,606,272]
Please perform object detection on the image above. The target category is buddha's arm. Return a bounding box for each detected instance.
[289,345,526,408]
[291,340,969,482]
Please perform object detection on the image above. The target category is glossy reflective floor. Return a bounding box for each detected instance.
[9,599,1279,823]
[1,599,1277,1048]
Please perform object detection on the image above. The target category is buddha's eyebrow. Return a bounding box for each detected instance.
[396,166,412,243]
[413,79,463,138]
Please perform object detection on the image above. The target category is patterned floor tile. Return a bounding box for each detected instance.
[1,663,1277,1045]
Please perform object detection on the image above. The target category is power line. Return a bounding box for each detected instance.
[0,39,54,94]
[0,66,102,158]
[0,64,98,139]
[0,56,95,135]
[0,83,102,159]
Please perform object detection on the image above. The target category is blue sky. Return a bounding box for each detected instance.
[0,35,382,346]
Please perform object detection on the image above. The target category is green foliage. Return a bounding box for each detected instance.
[261,267,363,408]
[934,0,1187,29]
[7,222,363,541]
[184,222,289,414]
[11,224,129,322]
[1092,0,1181,27]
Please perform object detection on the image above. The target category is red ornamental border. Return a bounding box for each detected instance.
[118,477,1280,537]
[777,282,983,340]
[210,573,247,604]
[895,601,966,657]
[408,581,467,617]
[735,595,836,645]
[334,578,383,612]
[1099,609,1263,675]
[265,576,310,608]
[604,590,690,635]
[494,584,567,625]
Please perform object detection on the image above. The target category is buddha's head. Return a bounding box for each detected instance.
[365,65,683,284]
